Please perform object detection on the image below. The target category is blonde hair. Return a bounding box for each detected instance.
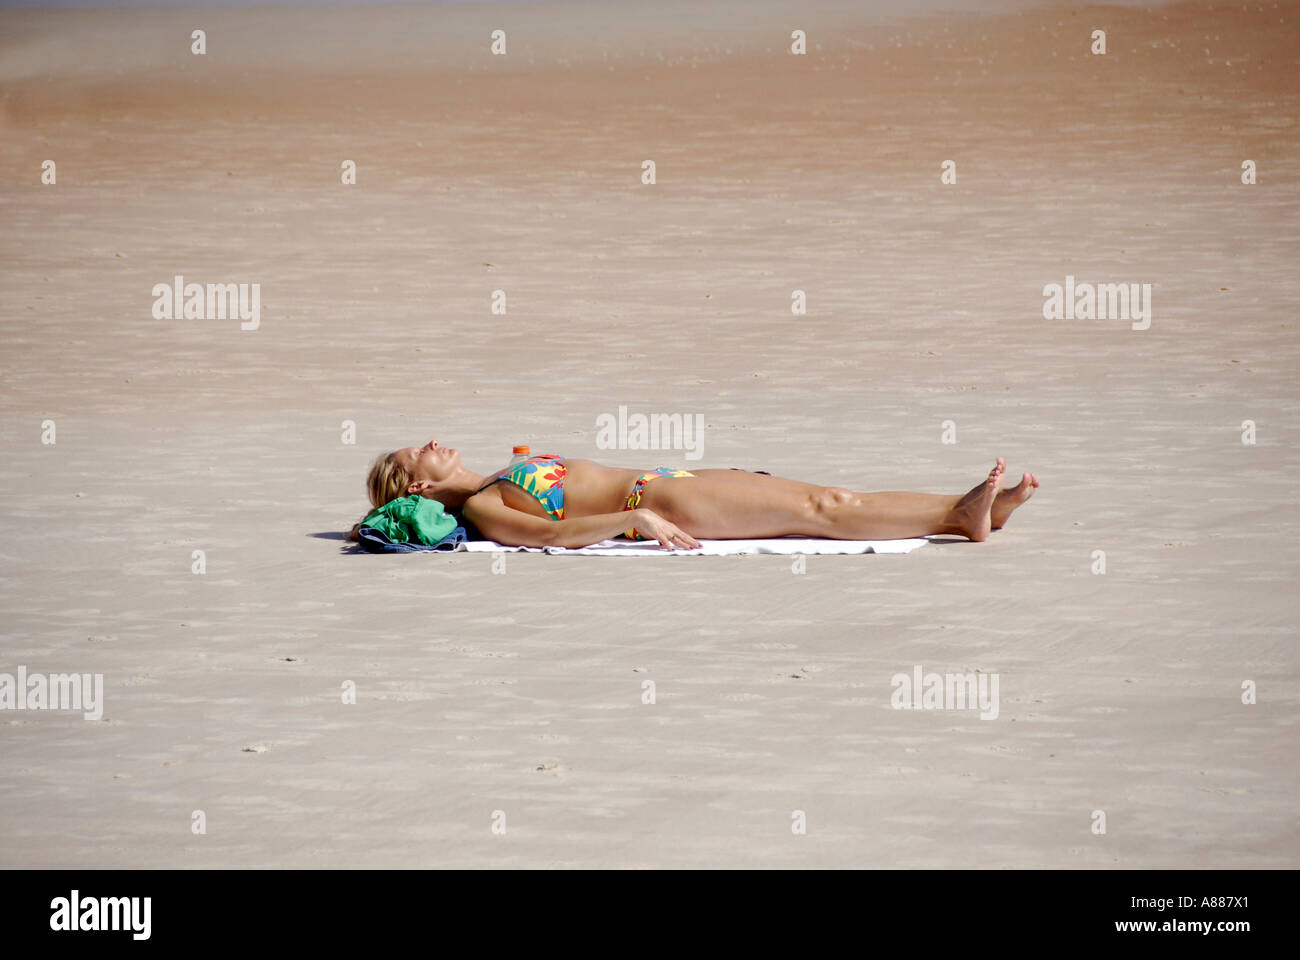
[349,450,412,541]
[366,450,412,510]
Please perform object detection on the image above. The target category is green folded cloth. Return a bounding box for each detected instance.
[358,495,458,545]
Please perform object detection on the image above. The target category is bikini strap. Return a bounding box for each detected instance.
[472,476,504,496]
[471,454,564,497]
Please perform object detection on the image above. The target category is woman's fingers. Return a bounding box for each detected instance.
[648,520,698,551]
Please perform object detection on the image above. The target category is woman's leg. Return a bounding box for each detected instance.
[638,460,1009,541]
[690,465,1039,531]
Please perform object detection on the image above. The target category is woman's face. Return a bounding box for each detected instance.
[394,440,462,491]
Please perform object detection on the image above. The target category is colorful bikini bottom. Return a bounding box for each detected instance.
[622,467,696,540]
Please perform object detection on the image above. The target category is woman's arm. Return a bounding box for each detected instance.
[464,489,700,550]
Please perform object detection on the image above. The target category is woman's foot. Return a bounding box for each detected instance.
[991,472,1039,530]
[946,458,1004,542]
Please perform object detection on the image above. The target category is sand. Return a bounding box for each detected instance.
[0,0,1297,867]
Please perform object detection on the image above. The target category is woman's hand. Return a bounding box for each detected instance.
[633,509,701,551]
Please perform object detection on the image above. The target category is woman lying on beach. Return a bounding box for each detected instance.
[356,441,1039,551]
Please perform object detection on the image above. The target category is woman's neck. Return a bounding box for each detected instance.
[434,468,488,509]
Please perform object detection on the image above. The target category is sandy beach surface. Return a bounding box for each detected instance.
[1,0,1297,868]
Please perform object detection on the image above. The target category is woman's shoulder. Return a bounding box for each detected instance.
[463,482,506,523]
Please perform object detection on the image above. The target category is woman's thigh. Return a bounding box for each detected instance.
[637,470,835,538]
[689,469,835,496]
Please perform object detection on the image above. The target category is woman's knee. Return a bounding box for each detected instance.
[805,487,855,530]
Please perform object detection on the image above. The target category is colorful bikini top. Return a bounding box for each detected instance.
[476,454,567,520]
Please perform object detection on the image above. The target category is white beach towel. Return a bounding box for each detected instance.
[453,537,929,557]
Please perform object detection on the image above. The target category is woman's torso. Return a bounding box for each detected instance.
[474,456,648,520]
